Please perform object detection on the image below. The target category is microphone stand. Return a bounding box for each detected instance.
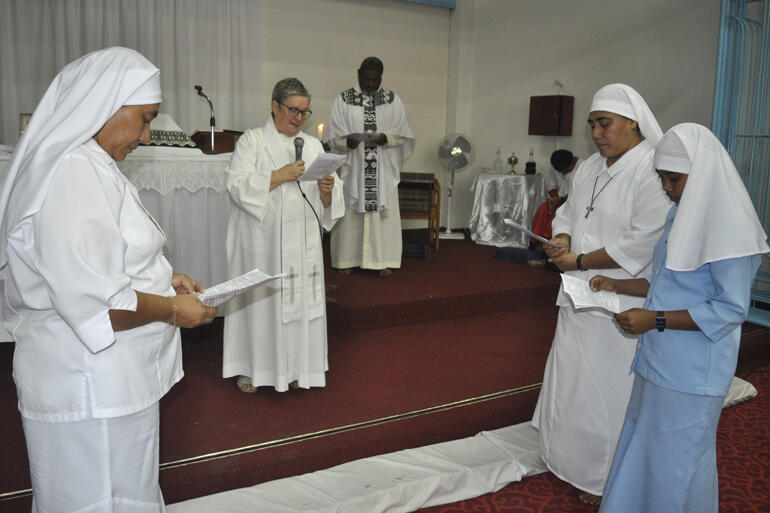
[195,85,216,152]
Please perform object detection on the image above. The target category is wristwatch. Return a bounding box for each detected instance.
[576,253,585,271]
[656,311,666,332]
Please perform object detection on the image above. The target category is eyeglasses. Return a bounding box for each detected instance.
[278,101,312,120]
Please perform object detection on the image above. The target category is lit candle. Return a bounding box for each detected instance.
[317,122,324,141]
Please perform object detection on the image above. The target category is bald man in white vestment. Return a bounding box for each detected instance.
[325,57,415,275]
[223,78,344,393]
[532,84,671,504]
[0,47,216,512]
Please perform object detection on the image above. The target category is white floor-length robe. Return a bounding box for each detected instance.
[325,85,415,270]
[223,118,344,391]
[531,140,671,495]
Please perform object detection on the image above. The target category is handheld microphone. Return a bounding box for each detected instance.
[292,136,322,240]
[294,137,304,162]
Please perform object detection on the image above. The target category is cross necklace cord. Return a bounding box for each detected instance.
[585,175,615,218]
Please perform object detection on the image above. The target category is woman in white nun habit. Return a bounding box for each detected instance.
[222,78,344,393]
[591,123,768,513]
[531,83,672,503]
[0,47,217,512]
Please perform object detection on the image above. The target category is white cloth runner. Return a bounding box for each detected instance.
[168,422,547,513]
[166,378,756,513]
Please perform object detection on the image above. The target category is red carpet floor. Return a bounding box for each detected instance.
[417,365,770,513]
[1,237,769,513]
[0,238,561,511]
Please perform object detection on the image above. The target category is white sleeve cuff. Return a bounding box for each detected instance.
[74,309,117,354]
[606,243,646,277]
[383,132,405,148]
[109,287,138,312]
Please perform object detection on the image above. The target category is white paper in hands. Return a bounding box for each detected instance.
[560,274,621,314]
[503,218,565,248]
[300,153,346,182]
[197,268,284,307]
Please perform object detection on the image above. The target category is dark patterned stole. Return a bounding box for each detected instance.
[341,87,395,211]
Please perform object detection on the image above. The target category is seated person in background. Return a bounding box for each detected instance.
[530,149,579,246]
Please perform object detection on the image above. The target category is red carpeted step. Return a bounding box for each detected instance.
[0,304,558,509]
[153,305,557,503]
[325,238,561,335]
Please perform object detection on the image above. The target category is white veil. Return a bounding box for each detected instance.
[655,123,769,271]
[589,83,663,146]
[0,47,161,271]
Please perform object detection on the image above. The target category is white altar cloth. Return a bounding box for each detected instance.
[469,173,546,248]
[117,152,232,289]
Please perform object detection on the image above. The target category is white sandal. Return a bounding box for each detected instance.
[236,376,257,394]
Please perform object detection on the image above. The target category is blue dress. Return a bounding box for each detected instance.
[598,205,760,513]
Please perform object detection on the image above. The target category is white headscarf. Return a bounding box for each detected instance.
[655,123,769,271]
[589,83,663,146]
[0,47,161,271]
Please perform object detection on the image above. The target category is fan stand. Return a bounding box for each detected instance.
[440,166,465,240]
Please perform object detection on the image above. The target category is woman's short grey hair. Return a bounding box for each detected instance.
[272,77,310,104]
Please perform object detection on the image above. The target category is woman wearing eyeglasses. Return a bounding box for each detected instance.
[223,77,344,394]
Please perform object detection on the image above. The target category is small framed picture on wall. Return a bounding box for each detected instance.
[19,113,32,135]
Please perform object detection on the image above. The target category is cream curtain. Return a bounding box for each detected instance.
[0,0,261,145]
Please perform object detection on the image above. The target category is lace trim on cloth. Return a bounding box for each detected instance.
[140,129,197,148]
[117,156,230,194]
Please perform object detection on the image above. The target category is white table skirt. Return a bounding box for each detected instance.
[137,188,230,288]
[0,150,232,342]
[469,172,546,248]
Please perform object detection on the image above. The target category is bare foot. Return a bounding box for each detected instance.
[379,268,392,276]
[289,380,300,390]
[236,376,257,394]
[579,492,602,506]
[336,268,352,275]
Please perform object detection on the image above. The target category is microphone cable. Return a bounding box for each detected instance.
[296,181,324,243]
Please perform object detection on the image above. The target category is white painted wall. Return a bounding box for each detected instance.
[258,0,450,179]
[1,0,722,233]
[445,0,721,229]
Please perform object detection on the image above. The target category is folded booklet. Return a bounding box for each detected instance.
[346,132,380,143]
[560,274,621,314]
[197,268,284,307]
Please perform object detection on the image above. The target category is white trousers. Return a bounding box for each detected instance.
[22,403,165,513]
